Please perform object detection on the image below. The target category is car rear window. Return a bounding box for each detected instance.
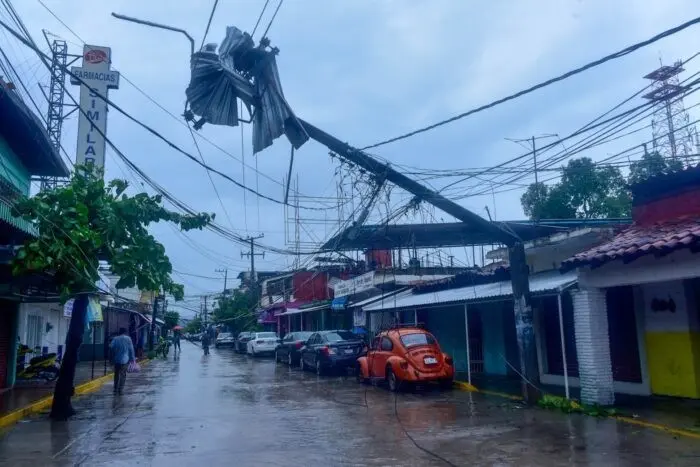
[400,333,436,348]
[324,331,355,342]
[218,333,232,339]
[257,332,277,338]
[295,332,313,340]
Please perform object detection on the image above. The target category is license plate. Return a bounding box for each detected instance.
[424,356,438,365]
[344,348,354,355]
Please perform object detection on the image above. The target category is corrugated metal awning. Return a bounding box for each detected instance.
[278,303,329,316]
[363,270,577,312]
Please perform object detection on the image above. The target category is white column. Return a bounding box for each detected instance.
[414,309,417,325]
[572,287,614,406]
[464,303,471,384]
[557,292,570,399]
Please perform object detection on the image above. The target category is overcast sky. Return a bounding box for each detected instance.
[6,0,700,316]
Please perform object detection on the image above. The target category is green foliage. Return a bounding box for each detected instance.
[11,166,213,302]
[537,394,620,417]
[183,316,202,334]
[163,310,180,329]
[628,151,683,186]
[212,289,258,333]
[521,157,631,220]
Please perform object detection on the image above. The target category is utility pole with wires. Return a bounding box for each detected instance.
[505,134,558,185]
[215,268,228,295]
[241,234,265,305]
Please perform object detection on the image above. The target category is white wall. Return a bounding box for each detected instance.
[18,302,70,354]
[640,280,691,333]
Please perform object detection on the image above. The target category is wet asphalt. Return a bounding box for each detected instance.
[1,341,700,466]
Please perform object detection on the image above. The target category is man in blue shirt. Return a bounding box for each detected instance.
[110,327,135,395]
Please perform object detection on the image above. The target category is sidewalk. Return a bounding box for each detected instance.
[455,372,700,438]
[0,360,112,418]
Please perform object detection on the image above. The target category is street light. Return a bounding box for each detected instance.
[111,13,195,57]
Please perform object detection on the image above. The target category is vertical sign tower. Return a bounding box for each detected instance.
[70,45,120,172]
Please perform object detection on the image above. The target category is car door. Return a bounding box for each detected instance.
[302,333,318,366]
[281,333,294,358]
[367,336,381,377]
[370,336,394,379]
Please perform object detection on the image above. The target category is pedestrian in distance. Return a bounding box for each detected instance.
[201,331,211,356]
[110,327,135,396]
[172,329,181,353]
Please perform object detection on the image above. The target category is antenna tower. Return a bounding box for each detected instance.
[643,60,697,163]
[40,39,69,191]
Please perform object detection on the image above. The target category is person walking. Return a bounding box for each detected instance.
[172,329,181,353]
[110,327,135,395]
[201,331,211,356]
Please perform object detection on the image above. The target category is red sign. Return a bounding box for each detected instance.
[84,49,107,64]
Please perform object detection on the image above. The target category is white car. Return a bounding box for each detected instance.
[247,332,280,357]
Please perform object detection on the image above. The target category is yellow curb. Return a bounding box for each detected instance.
[0,359,151,430]
[454,380,523,401]
[455,380,700,440]
[615,416,700,441]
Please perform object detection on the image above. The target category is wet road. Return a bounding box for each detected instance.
[2,342,700,466]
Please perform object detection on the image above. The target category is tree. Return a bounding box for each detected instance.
[520,157,631,220]
[212,289,257,333]
[163,310,180,330]
[12,167,212,420]
[183,316,202,334]
[628,151,683,186]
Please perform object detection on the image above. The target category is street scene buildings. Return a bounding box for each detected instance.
[2,1,700,465]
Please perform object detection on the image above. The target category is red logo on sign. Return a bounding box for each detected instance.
[84,49,107,64]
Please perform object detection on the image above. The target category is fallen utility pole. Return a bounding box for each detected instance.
[109,14,539,403]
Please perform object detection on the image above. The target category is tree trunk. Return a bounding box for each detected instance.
[50,294,88,420]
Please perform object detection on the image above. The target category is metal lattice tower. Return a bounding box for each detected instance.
[40,39,68,191]
[643,60,697,163]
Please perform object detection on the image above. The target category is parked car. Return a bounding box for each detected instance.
[235,332,254,353]
[247,332,280,357]
[299,330,365,375]
[215,332,235,348]
[275,331,314,366]
[356,327,454,391]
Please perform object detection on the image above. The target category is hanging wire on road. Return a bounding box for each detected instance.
[394,393,459,467]
[362,15,700,150]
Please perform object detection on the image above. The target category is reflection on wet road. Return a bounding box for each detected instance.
[2,342,700,466]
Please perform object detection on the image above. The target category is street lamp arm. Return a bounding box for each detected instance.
[111,13,195,57]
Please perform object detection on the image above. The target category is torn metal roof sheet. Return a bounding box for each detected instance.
[185,27,308,154]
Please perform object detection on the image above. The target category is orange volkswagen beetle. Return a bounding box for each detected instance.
[356,326,454,391]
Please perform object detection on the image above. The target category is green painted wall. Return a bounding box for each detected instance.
[424,305,468,372]
[0,134,30,195]
[480,304,507,375]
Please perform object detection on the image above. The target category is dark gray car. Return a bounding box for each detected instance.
[275,331,314,366]
[235,332,254,353]
[299,330,364,375]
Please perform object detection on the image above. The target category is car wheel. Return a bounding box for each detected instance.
[288,352,293,367]
[386,367,400,392]
[315,358,324,376]
[300,356,306,371]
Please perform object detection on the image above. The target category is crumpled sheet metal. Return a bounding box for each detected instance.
[185,26,308,154]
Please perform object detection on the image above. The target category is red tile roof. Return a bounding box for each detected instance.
[562,217,700,270]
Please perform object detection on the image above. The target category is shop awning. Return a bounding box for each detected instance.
[278,303,329,316]
[331,296,348,311]
[363,270,577,312]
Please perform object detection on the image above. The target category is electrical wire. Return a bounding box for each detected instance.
[251,0,271,39]
[200,0,220,49]
[362,15,700,150]
[261,0,284,39]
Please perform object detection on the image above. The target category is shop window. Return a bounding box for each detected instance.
[26,315,43,351]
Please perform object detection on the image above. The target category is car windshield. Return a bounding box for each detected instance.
[257,332,277,338]
[294,332,313,340]
[400,333,436,348]
[238,333,251,338]
[324,331,356,342]
[218,333,232,339]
